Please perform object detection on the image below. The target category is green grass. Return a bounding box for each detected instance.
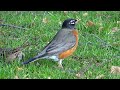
[0,11,120,79]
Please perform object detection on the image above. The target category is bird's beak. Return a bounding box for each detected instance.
[76,19,80,23]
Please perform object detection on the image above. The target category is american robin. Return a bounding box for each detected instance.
[22,18,79,68]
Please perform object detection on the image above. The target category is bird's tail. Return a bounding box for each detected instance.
[22,54,45,65]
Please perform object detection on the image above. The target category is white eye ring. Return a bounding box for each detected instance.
[69,22,75,24]
[69,20,75,25]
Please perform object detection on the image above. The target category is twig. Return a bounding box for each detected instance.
[0,24,28,30]
[77,32,120,78]
[78,57,119,78]
[89,33,120,52]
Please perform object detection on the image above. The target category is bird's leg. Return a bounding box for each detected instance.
[58,59,63,68]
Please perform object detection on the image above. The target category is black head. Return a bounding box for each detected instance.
[62,19,77,29]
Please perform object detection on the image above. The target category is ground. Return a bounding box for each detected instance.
[0,11,120,79]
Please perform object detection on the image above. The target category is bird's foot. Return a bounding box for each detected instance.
[58,64,63,68]
[58,59,63,68]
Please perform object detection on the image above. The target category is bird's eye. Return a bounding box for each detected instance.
[69,20,75,25]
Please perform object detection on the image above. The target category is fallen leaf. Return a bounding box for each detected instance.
[58,21,62,25]
[76,18,81,23]
[112,42,120,47]
[86,20,95,27]
[63,11,68,15]
[76,73,81,78]
[48,77,51,79]
[73,11,77,13]
[111,27,119,33]
[83,13,88,17]
[99,27,104,31]
[24,77,30,79]
[96,74,104,79]
[42,18,48,24]
[111,66,120,74]
[117,21,120,24]
[14,75,19,79]
[17,67,23,71]
[6,51,23,62]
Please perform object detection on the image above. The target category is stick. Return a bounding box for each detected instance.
[0,24,28,30]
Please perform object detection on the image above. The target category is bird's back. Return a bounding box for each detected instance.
[38,28,77,57]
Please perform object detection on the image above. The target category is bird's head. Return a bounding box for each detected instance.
[62,18,77,29]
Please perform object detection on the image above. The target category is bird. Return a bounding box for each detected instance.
[22,18,79,68]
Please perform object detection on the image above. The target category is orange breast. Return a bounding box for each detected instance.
[59,30,78,59]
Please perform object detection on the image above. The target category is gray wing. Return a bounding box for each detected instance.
[45,30,76,55]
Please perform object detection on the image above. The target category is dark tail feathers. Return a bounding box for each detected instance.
[22,57,38,65]
[22,53,46,65]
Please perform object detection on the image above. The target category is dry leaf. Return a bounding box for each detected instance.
[86,21,95,27]
[6,51,23,62]
[24,77,30,79]
[73,11,77,14]
[48,77,51,79]
[17,67,23,71]
[83,13,88,17]
[76,73,81,78]
[63,11,68,15]
[111,66,120,74]
[117,21,120,24]
[111,27,119,33]
[42,18,48,24]
[112,42,120,47]
[14,75,19,79]
[76,18,81,23]
[99,27,104,31]
[96,74,104,79]
[59,21,62,25]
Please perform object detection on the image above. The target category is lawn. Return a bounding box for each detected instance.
[0,11,120,79]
